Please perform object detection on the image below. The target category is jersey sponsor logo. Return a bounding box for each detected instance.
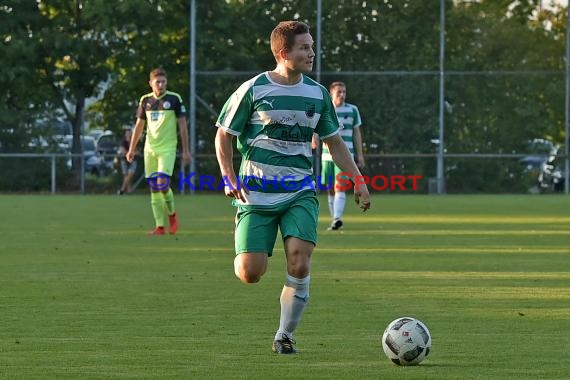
[151,111,160,121]
[163,101,171,109]
[305,102,316,118]
[262,123,311,142]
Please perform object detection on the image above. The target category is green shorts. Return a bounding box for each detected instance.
[234,191,319,256]
[144,149,176,177]
[320,161,349,186]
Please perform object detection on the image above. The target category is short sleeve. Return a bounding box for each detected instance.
[216,84,254,136]
[136,96,146,120]
[175,95,187,118]
[314,89,340,139]
[353,105,362,128]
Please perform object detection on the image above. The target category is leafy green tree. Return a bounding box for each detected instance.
[1,0,179,179]
[443,0,566,192]
[2,0,568,193]
[0,1,53,151]
[91,1,190,133]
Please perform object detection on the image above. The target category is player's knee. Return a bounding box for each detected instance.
[236,271,262,284]
[286,255,311,278]
[234,254,265,283]
[234,264,263,283]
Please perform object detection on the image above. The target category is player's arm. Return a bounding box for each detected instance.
[323,133,371,211]
[311,133,319,150]
[126,118,145,163]
[178,116,191,166]
[215,128,247,201]
[353,127,365,169]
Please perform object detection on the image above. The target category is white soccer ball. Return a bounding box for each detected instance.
[381,317,432,366]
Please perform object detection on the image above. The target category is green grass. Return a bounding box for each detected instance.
[1,194,569,379]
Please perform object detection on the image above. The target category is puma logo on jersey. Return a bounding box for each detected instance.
[260,99,275,109]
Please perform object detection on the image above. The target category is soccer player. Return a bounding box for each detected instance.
[313,82,365,230]
[215,21,371,354]
[118,128,137,195]
[126,67,190,235]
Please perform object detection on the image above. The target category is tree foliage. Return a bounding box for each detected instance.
[0,0,567,192]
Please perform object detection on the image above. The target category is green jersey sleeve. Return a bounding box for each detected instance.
[216,83,254,136]
[315,88,340,139]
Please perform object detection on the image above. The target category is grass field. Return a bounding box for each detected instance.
[1,194,569,379]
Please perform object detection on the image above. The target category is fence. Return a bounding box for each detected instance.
[186,0,570,195]
[2,1,569,194]
[0,151,564,195]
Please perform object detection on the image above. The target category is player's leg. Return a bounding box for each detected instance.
[233,253,268,284]
[321,161,335,221]
[157,151,178,234]
[273,192,318,354]
[118,161,129,194]
[330,164,347,230]
[233,207,279,283]
[145,150,166,235]
[125,160,137,192]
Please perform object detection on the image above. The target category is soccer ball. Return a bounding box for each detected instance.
[381,317,432,366]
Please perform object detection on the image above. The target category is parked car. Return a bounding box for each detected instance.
[520,138,564,193]
[538,150,564,192]
[95,132,119,174]
[51,121,72,136]
[64,135,107,176]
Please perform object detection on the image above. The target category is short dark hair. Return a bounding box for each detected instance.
[270,21,310,60]
[149,67,167,80]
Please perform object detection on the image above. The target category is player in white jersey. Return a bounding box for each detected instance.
[314,82,365,230]
[215,21,371,354]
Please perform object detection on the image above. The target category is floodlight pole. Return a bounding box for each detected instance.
[314,0,322,183]
[564,4,570,195]
[189,0,197,195]
[315,0,321,84]
[437,0,446,194]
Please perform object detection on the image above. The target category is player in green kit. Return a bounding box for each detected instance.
[215,21,371,354]
[314,81,365,230]
[126,67,190,235]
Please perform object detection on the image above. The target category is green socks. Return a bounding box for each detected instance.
[164,188,175,215]
[151,192,166,227]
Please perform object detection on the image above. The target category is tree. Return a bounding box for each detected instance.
[2,0,177,180]
[0,1,54,151]
[2,0,568,193]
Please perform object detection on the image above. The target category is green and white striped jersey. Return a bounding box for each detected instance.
[216,72,340,207]
[321,102,362,162]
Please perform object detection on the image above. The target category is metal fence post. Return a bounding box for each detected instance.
[51,154,56,194]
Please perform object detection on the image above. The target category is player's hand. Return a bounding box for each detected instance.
[182,150,191,167]
[311,134,319,150]
[356,156,365,169]
[126,150,135,163]
[354,183,371,212]
[223,174,248,202]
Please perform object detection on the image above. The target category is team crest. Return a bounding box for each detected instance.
[163,101,171,109]
[305,102,316,119]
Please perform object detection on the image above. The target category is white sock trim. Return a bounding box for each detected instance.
[333,191,346,220]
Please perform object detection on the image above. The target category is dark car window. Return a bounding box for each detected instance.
[97,135,118,150]
[64,136,96,152]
